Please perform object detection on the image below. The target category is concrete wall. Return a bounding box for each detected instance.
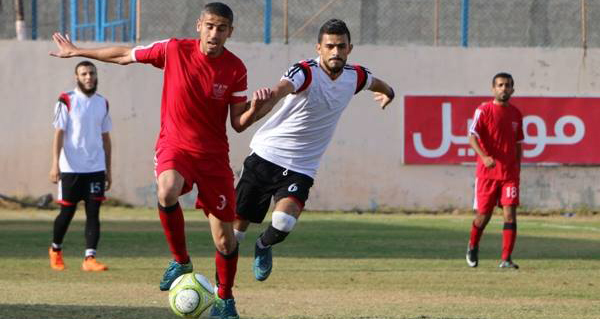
[1,40,599,210]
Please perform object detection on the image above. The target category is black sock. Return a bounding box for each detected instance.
[84,200,101,250]
[259,225,290,247]
[53,205,77,245]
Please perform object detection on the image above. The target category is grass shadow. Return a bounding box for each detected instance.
[0,303,172,319]
[1,218,598,260]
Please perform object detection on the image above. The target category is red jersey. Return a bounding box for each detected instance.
[132,38,248,156]
[469,101,524,180]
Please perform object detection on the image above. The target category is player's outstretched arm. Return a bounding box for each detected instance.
[230,80,294,132]
[230,88,273,132]
[368,77,395,109]
[254,80,295,121]
[49,32,134,65]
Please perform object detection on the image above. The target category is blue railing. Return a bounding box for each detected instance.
[461,0,469,47]
[57,0,137,42]
[264,0,272,44]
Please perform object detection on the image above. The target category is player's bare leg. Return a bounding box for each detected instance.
[208,213,239,319]
[499,205,519,269]
[252,197,301,281]
[157,170,192,291]
[467,211,492,267]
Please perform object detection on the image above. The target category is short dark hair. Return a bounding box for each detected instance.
[318,19,351,44]
[202,2,234,24]
[74,60,96,74]
[492,72,514,87]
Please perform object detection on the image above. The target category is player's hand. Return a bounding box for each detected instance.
[49,165,60,184]
[105,170,112,191]
[49,32,78,58]
[374,92,393,110]
[250,88,273,111]
[482,156,496,168]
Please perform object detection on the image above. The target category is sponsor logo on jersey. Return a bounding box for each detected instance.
[212,84,228,100]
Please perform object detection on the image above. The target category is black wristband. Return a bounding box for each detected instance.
[387,87,395,100]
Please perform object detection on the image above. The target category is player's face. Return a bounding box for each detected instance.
[75,65,98,95]
[317,33,353,75]
[492,77,514,103]
[197,13,233,57]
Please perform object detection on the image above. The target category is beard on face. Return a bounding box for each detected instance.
[497,93,510,102]
[77,78,98,95]
[324,57,345,74]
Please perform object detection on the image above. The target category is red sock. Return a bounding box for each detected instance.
[215,245,238,300]
[469,221,484,248]
[502,222,517,260]
[158,202,189,264]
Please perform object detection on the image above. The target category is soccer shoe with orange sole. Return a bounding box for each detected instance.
[49,247,65,271]
[82,256,108,271]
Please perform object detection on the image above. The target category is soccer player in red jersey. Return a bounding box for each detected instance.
[466,73,523,269]
[50,3,269,318]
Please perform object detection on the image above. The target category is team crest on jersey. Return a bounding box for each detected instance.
[212,84,228,100]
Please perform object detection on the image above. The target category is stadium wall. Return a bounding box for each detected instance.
[1,40,599,211]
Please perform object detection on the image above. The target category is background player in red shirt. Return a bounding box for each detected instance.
[466,73,523,269]
[50,3,269,318]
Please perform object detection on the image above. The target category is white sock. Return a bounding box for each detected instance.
[85,249,96,258]
[256,237,268,249]
[51,243,62,250]
[234,229,246,243]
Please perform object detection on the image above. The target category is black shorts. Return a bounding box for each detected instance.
[58,171,106,206]
[236,153,314,223]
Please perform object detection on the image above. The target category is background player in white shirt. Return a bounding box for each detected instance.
[48,61,113,272]
[234,19,395,281]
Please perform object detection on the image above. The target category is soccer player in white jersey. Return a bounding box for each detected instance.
[233,19,395,281]
[48,61,112,272]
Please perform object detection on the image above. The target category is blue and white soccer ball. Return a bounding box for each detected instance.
[168,273,215,318]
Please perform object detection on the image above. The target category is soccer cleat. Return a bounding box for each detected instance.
[49,247,65,271]
[159,260,193,291]
[209,299,220,318]
[210,294,239,319]
[466,245,479,268]
[81,256,108,271]
[253,242,273,281]
[498,259,519,269]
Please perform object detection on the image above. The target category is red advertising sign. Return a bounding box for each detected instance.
[404,96,599,165]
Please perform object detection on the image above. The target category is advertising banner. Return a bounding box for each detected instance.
[404,96,597,165]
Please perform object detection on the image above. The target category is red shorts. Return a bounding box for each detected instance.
[473,178,519,215]
[154,144,236,222]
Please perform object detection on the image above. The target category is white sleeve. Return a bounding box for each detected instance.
[281,64,306,92]
[363,68,374,92]
[469,109,483,138]
[52,102,68,130]
[101,108,112,133]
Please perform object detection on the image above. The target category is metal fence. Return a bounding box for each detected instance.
[1,0,599,48]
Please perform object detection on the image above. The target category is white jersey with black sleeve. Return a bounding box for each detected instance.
[52,88,112,173]
[249,57,373,178]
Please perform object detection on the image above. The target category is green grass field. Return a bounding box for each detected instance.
[1,207,599,319]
